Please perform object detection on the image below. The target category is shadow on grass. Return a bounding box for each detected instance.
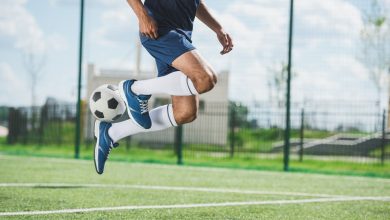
[33,186,86,189]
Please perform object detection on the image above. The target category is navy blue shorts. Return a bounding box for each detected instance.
[140,30,196,77]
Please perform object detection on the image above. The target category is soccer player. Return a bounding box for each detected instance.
[94,0,233,174]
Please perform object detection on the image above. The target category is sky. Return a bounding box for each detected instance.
[0,0,389,107]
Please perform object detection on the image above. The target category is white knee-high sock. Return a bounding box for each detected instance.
[108,104,177,143]
[131,71,198,96]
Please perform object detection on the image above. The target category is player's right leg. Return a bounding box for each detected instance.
[118,49,216,129]
[170,95,199,125]
[118,80,152,129]
[171,49,217,95]
[129,50,217,96]
[118,29,217,129]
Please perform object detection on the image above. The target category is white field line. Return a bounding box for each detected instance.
[1,183,390,200]
[1,197,390,217]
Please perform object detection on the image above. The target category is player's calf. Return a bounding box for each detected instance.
[171,96,199,125]
[174,108,198,125]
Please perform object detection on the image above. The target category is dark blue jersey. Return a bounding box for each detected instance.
[144,0,200,40]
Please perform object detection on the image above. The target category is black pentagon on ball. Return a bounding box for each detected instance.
[108,98,119,109]
[112,114,122,121]
[92,92,101,102]
[94,110,104,119]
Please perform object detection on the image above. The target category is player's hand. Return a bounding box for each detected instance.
[216,30,233,55]
[139,14,159,40]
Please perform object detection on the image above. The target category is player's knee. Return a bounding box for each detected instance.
[174,108,198,125]
[192,69,217,94]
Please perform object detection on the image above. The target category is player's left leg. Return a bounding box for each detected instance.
[94,104,176,174]
[108,95,198,142]
[109,103,177,142]
[94,120,118,174]
[94,95,198,174]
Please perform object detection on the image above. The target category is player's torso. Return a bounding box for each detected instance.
[144,0,200,32]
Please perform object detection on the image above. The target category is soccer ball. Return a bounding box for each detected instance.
[89,84,126,122]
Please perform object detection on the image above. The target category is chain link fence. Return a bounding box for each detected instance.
[4,100,389,165]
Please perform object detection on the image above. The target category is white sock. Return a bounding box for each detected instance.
[108,104,177,143]
[131,71,198,96]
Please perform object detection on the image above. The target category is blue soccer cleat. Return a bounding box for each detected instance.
[119,80,152,129]
[94,120,118,175]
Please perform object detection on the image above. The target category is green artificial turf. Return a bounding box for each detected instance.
[1,142,389,178]
[0,155,389,219]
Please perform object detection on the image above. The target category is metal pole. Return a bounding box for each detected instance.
[75,0,85,159]
[299,108,304,162]
[284,0,294,171]
[230,105,236,158]
[175,125,183,165]
[381,110,386,165]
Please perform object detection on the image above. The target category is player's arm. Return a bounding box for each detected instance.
[196,0,233,55]
[126,0,158,39]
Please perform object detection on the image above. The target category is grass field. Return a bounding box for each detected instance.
[0,154,389,219]
[1,142,390,178]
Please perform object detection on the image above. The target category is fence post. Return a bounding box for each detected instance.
[284,0,294,171]
[230,105,236,158]
[74,0,85,159]
[381,109,386,165]
[31,107,36,143]
[58,110,63,146]
[21,110,28,144]
[174,125,183,165]
[126,136,131,151]
[299,109,304,162]
[38,105,45,145]
[7,108,16,144]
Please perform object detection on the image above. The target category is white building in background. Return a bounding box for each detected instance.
[85,63,230,146]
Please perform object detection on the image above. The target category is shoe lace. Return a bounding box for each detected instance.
[138,98,149,114]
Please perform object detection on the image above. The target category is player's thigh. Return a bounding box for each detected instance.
[171,50,216,81]
[171,95,199,124]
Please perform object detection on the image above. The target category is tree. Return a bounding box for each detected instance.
[229,101,250,128]
[22,48,46,107]
[267,62,297,107]
[360,0,390,107]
